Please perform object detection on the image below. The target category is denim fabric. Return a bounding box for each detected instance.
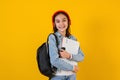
[50,74,76,80]
[48,31,84,71]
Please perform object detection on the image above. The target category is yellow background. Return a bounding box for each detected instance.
[0,0,120,80]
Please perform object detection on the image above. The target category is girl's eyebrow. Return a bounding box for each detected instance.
[63,17,67,19]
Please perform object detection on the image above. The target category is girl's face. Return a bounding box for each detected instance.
[54,14,68,32]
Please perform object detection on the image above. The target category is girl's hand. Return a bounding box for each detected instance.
[73,65,79,73]
[59,50,71,59]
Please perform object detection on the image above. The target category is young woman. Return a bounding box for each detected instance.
[48,10,84,80]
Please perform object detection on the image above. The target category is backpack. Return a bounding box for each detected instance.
[36,33,59,78]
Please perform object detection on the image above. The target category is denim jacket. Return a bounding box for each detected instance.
[48,31,84,72]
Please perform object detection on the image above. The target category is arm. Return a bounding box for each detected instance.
[49,34,74,71]
[70,47,84,62]
[60,35,84,62]
[59,47,84,62]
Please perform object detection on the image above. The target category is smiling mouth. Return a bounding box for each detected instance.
[59,26,65,28]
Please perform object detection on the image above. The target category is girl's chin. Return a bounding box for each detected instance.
[59,29,66,32]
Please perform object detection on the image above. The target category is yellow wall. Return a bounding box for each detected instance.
[0,0,120,80]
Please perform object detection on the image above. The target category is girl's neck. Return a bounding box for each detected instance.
[58,31,66,37]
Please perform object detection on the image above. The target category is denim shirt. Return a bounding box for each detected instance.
[48,31,84,72]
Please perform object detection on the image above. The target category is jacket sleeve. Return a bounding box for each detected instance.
[71,47,84,62]
[48,34,74,71]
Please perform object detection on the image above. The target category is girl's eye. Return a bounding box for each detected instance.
[55,20,60,23]
[63,19,66,22]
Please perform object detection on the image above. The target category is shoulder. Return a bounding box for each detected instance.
[48,33,55,37]
[48,33,56,40]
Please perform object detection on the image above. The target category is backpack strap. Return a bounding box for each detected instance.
[47,33,59,48]
[52,33,59,47]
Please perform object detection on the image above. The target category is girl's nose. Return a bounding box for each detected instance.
[60,22,64,25]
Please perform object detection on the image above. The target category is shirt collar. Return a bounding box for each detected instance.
[55,31,71,39]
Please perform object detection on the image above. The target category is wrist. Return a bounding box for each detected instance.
[68,54,72,59]
[67,54,70,59]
